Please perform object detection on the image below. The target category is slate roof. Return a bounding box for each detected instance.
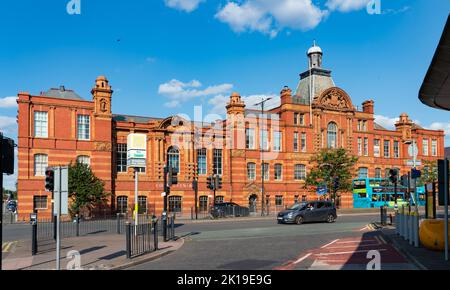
[42,86,84,100]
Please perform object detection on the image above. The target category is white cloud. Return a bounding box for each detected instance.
[325,0,370,12]
[208,94,279,115]
[0,116,17,134]
[159,79,233,107]
[215,0,326,36]
[428,122,450,136]
[374,115,399,130]
[0,96,18,108]
[164,0,205,12]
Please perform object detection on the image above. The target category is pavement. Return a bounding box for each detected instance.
[2,234,184,270]
[379,225,450,270]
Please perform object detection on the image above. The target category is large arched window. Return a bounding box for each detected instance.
[327,122,338,148]
[167,147,180,173]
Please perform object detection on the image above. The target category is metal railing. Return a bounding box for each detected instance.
[211,206,250,218]
[125,221,159,259]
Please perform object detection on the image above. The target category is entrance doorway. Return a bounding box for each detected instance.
[249,194,258,213]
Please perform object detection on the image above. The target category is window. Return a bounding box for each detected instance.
[138,196,147,214]
[294,113,298,125]
[384,140,390,158]
[357,120,361,131]
[362,120,367,131]
[294,164,306,181]
[197,148,207,175]
[76,155,90,166]
[299,114,305,125]
[215,196,224,204]
[384,168,391,178]
[260,130,268,150]
[213,149,222,175]
[246,128,255,149]
[34,154,48,176]
[423,139,429,156]
[33,196,48,210]
[247,162,256,180]
[432,140,437,156]
[393,141,400,158]
[327,122,338,148]
[168,196,182,213]
[34,111,48,138]
[375,168,382,179]
[301,133,307,152]
[294,195,299,203]
[117,196,128,214]
[263,163,269,181]
[293,132,299,152]
[374,139,380,157]
[358,167,368,179]
[77,115,90,140]
[274,164,283,180]
[199,196,208,212]
[364,138,369,156]
[167,147,180,173]
[358,138,362,156]
[116,143,127,173]
[275,195,283,207]
[273,131,282,151]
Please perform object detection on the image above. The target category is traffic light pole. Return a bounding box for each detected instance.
[163,165,168,242]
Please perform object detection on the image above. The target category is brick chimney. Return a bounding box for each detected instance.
[280,86,292,104]
[362,100,374,114]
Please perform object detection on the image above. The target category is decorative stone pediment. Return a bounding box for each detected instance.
[314,87,355,112]
[157,115,191,132]
[244,182,261,193]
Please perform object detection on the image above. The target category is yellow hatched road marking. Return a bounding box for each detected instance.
[2,241,17,253]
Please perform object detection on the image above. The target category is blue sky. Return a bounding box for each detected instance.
[0,0,449,189]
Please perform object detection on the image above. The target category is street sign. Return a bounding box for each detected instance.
[406,160,421,167]
[127,133,147,169]
[408,144,418,158]
[317,185,327,195]
[54,166,69,215]
[161,192,166,197]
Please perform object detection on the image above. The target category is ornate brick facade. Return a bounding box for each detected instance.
[16,45,445,219]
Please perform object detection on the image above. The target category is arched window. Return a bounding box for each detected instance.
[77,155,90,166]
[167,147,180,173]
[327,122,338,148]
[358,167,368,178]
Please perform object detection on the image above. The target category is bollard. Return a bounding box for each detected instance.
[191,207,193,220]
[414,214,419,247]
[409,212,414,245]
[125,222,131,259]
[389,213,393,225]
[31,221,38,255]
[117,213,121,234]
[75,214,80,237]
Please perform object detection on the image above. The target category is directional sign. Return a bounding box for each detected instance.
[53,166,69,215]
[406,160,421,167]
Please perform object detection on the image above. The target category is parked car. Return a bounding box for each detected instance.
[212,202,249,218]
[277,201,337,224]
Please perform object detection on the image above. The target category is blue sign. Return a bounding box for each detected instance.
[317,185,328,195]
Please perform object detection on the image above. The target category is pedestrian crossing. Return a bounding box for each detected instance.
[2,241,18,253]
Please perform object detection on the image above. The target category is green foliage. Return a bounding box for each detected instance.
[420,160,438,184]
[68,162,109,217]
[305,148,358,199]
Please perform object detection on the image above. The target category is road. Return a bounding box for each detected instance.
[129,213,417,270]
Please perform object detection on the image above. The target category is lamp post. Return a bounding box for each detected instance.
[254,97,272,216]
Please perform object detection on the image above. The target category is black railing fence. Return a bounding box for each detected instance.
[125,221,158,258]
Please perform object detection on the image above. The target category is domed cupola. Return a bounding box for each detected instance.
[307,41,323,69]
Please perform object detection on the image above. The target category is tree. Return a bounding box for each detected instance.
[305,148,358,203]
[420,160,438,185]
[68,162,109,217]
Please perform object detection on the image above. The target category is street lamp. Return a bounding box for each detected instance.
[254,97,272,216]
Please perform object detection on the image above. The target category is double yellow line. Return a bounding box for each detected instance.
[2,241,17,253]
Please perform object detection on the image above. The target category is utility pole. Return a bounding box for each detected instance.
[163,164,168,241]
[255,97,272,216]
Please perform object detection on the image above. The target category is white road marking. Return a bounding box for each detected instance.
[293,253,312,264]
[378,235,387,245]
[321,239,340,248]
[325,244,382,249]
[316,249,387,256]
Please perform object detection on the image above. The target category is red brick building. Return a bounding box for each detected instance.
[16,45,445,219]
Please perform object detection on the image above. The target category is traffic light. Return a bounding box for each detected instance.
[389,169,398,184]
[207,175,214,190]
[215,175,222,190]
[1,136,14,175]
[168,167,178,186]
[45,168,54,192]
[192,179,198,191]
[333,177,340,192]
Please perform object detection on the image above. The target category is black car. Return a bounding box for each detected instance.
[212,202,249,217]
[277,201,337,224]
